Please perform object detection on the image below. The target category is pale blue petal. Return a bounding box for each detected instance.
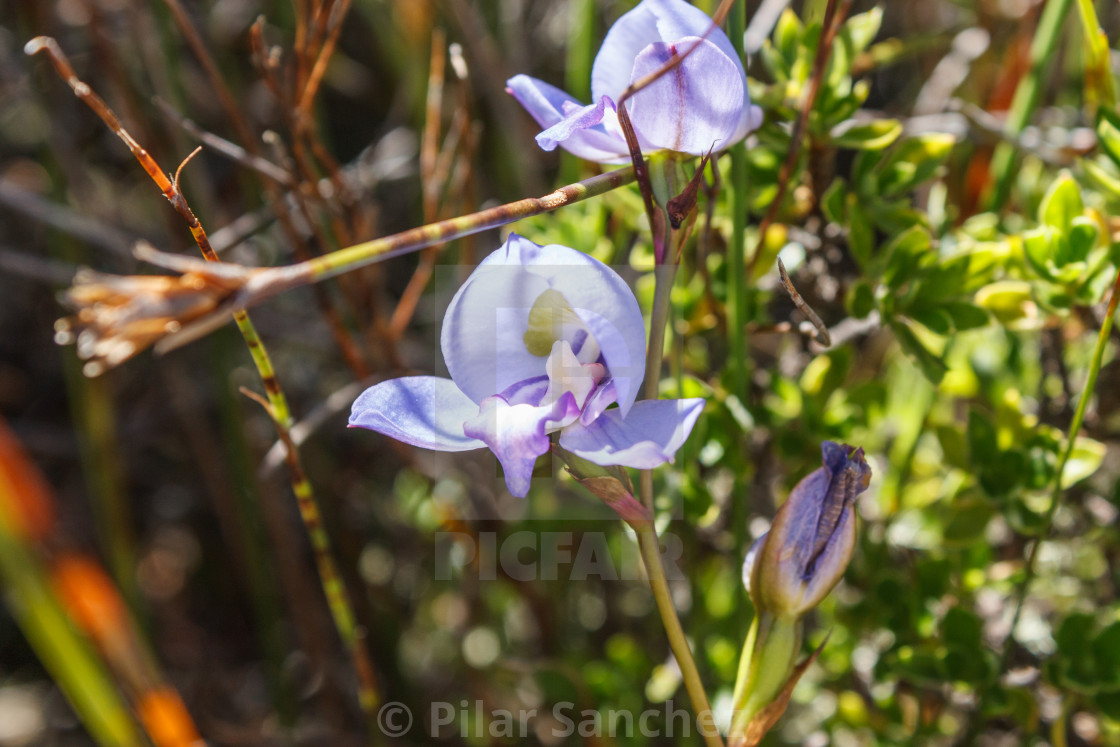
[506,75,631,162]
[463,392,580,497]
[581,379,618,425]
[499,374,549,406]
[732,103,764,144]
[559,397,705,468]
[441,239,553,404]
[442,235,647,415]
[348,376,486,452]
[627,37,743,154]
[591,0,743,102]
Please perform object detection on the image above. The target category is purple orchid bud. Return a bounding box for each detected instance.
[349,234,705,497]
[744,442,871,619]
[506,0,763,162]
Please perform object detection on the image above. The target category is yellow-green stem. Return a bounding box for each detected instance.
[635,522,725,747]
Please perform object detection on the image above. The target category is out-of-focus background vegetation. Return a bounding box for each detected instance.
[2,0,1120,744]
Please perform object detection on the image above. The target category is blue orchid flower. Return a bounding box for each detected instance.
[349,234,705,497]
[506,0,762,162]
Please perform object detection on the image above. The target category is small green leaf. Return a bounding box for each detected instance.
[821,179,847,225]
[1022,227,1058,280]
[879,160,917,196]
[882,226,932,289]
[759,41,790,81]
[774,8,803,64]
[891,320,947,384]
[1060,436,1106,489]
[942,302,990,331]
[1082,157,1120,197]
[1096,109,1120,168]
[909,307,952,335]
[1054,260,1087,286]
[845,279,876,319]
[1067,216,1099,263]
[844,7,883,54]
[975,281,1035,325]
[846,194,874,268]
[852,148,879,196]
[877,134,956,197]
[830,118,903,150]
[1038,172,1083,234]
[826,79,870,124]
[920,245,1003,299]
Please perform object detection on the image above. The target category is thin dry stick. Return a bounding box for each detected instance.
[776,258,830,346]
[297,0,352,119]
[161,0,259,151]
[166,5,373,379]
[54,164,633,371]
[24,36,381,720]
[388,31,474,339]
[152,97,295,187]
[745,0,853,278]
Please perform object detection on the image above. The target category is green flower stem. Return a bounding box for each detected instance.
[1003,265,1120,660]
[985,0,1073,211]
[727,0,751,626]
[730,615,760,709]
[644,262,680,404]
[635,522,725,747]
[727,613,802,740]
[727,0,749,400]
[633,152,720,743]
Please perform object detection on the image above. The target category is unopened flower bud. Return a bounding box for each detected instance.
[744,441,871,619]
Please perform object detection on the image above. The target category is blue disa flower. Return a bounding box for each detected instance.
[349,235,705,497]
[507,0,762,162]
